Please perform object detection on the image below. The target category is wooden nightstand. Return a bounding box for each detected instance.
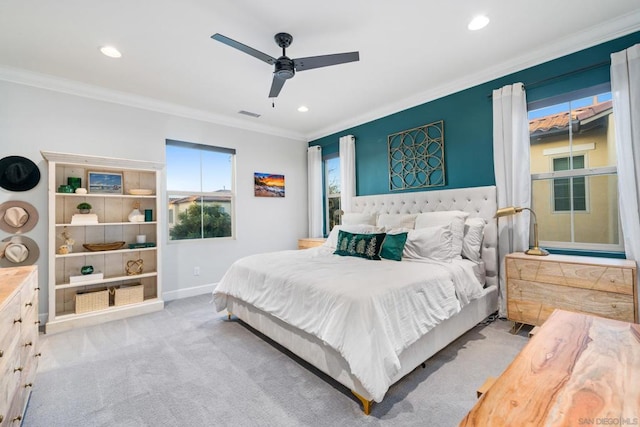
[297,238,326,249]
[505,252,637,326]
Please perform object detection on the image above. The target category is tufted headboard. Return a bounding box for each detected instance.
[351,186,498,289]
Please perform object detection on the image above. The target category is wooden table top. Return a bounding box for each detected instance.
[0,265,36,309]
[460,309,640,426]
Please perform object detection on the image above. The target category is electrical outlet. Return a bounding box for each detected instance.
[193,266,200,276]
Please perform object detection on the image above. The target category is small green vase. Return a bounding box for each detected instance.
[80,265,94,275]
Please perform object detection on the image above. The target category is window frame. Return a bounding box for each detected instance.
[324,153,341,234]
[528,84,622,252]
[165,139,236,242]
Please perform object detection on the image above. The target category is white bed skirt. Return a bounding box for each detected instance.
[225,284,498,403]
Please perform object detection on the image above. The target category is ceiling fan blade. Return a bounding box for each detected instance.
[293,52,359,71]
[269,75,286,98]
[211,33,276,65]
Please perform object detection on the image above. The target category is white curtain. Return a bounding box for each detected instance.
[339,135,356,213]
[493,83,531,317]
[307,145,323,238]
[611,43,640,315]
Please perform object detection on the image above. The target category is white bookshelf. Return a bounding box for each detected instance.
[41,151,164,333]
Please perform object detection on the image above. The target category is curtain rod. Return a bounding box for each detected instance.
[487,60,611,98]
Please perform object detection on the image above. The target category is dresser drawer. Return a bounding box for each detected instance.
[506,258,633,295]
[508,279,635,326]
[0,300,21,368]
[0,336,21,426]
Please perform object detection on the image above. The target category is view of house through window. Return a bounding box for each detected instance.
[166,140,235,241]
[528,89,621,251]
[325,155,341,233]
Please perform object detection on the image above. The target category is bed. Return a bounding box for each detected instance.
[213,185,499,414]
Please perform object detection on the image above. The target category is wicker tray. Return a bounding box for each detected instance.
[114,283,144,306]
[83,241,125,251]
[75,288,109,314]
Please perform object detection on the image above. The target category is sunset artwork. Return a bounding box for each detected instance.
[254,172,285,197]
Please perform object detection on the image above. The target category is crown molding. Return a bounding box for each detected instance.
[0,66,307,142]
[307,10,640,141]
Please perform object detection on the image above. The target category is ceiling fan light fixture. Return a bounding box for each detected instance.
[100,45,122,58]
[297,106,309,113]
[468,15,490,31]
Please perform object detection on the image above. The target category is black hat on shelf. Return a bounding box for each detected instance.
[0,156,41,192]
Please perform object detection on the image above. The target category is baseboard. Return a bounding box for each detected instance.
[163,283,217,301]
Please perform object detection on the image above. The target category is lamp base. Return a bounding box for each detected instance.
[525,247,549,256]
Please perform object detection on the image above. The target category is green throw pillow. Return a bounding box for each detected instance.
[334,230,386,260]
[380,232,408,261]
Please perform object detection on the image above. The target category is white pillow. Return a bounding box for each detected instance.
[462,217,485,263]
[414,211,469,259]
[403,224,455,262]
[324,224,382,249]
[376,213,417,230]
[341,212,377,226]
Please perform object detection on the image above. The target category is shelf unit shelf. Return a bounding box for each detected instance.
[55,246,157,259]
[55,272,158,289]
[56,221,158,227]
[56,193,156,199]
[49,298,164,324]
[42,150,165,334]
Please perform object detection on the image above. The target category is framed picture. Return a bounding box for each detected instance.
[254,172,285,197]
[88,171,123,194]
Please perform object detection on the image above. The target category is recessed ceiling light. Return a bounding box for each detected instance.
[100,46,122,58]
[468,15,490,31]
[298,106,309,113]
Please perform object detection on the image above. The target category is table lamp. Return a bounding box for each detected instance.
[495,206,549,256]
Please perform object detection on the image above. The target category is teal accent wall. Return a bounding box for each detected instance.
[310,31,640,197]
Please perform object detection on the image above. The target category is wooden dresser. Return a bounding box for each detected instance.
[460,309,640,426]
[0,266,40,426]
[297,238,326,249]
[506,252,637,326]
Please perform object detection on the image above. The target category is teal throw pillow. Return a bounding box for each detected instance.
[380,232,408,261]
[334,230,386,260]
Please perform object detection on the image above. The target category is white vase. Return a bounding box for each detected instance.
[128,208,144,222]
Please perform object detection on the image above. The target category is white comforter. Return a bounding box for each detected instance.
[213,246,484,402]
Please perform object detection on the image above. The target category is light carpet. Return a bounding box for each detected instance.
[23,295,528,426]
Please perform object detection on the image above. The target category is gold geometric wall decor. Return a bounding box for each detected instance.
[388,120,445,191]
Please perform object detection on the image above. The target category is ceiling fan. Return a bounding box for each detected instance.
[211,32,359,98]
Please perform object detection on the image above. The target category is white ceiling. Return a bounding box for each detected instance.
[1,1,639,141]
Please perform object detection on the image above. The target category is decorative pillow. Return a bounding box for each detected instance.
[380,232,408,261]
[334,230,386,260]
[324,224,382,249]
[341,212,377,226]
[376,213,418,230]
[403,224,455,262]
[462,217,485,263]
[414,211,469,259]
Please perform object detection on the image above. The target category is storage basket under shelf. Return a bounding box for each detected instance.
[75,288,109,314]
[114,283,144,306]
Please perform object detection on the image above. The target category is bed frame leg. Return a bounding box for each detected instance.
[351,390,372,415]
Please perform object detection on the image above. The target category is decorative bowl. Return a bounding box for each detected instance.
[83,241,126,252]
[128,189,153,195]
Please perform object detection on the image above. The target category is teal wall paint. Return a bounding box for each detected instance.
[310,31,640,198]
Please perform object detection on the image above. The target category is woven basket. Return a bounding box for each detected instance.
[114,283,144,306]
[75,289,109,314]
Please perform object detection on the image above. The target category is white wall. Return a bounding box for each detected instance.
[0,81,309,319]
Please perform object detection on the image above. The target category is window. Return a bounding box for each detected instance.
[552,155,585,212]
[166,140,235,241]
[528,87,621,251]
[325,155,341,233]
